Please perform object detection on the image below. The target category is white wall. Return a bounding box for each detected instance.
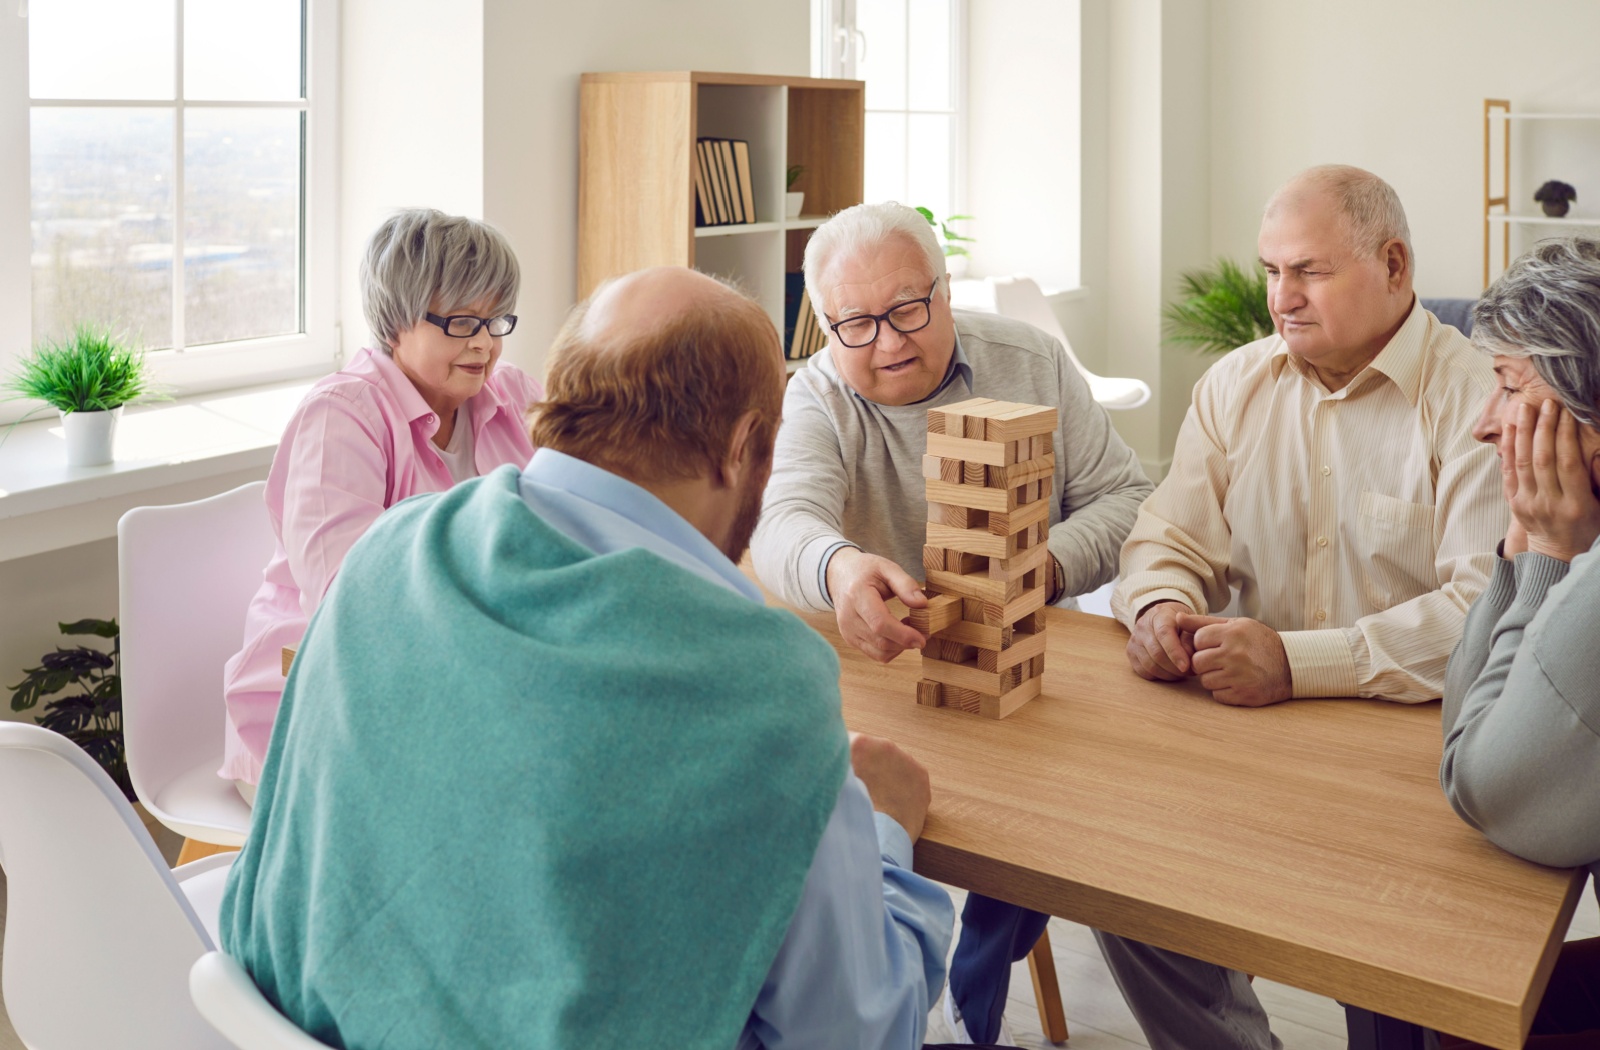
[339,0,486,355]
[1209,0,1600,300]
[481,0,810,380]
[966,0,1082,291]
[0,541,120,725]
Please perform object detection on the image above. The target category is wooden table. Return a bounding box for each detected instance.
[793,603,1584,1049]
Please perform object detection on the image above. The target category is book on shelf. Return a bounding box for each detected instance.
[785,274,827,360]
[693,137,758,227]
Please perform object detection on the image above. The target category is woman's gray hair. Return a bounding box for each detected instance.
[1472,237,1600,427]
[360,208,520,352]
[802,202,946,318]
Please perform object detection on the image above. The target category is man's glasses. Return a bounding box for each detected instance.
[424,312,518,338]
[827,280,940,348]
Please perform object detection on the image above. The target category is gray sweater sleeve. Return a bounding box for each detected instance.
[1439,542,1600,869]
[1046,343,1154,599]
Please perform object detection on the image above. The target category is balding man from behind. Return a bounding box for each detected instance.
[219,268,966,1050]
[1105,168,1506,1045]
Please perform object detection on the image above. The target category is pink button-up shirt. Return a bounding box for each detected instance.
[220,347,543,783]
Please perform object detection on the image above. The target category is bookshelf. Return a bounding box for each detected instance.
[578,72,865,369]
[1483,99,1600,288]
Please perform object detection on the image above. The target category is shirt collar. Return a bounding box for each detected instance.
[519,449,763,603]
[845,329,973,405]
[1269,296,1427,404]
[355,345,520,427]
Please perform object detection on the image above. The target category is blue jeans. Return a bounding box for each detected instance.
[948,895,1051,1043]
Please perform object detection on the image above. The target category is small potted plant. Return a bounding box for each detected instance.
[10,619,134,802]
[1163,258,1275,355]
[1535,180,1577,218]
[3,324,158,467]
[786,165,806,220]
[915,206,976,277]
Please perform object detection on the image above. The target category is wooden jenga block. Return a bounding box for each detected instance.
[928,503,986,529]
[928,432,1012,466]
[907,593,962,636]
[948,686,985,714]
[936,619,1011,650]
[921,657,1008,695]
[963,414,987,440]
[928,638,976,664]
[926,567,1023,606]
[965,585,1047,628]
[916,679,944,706]
[946,549,986,574]
[1015,610,1046,634]
[989,543,1049,581]
[926,478,1015,512]
[988,498,1049,538]
[927,412,946,435]
[962,459,987,485]
[981,675,1041,719]
[939,458,963,484]
[984,406,1058,443]
[976,646,1001,672]
[927,522,1016,559]
[988,452,1055,489]
[923,544,945,578]
[1030,654,1046,678]
[921,454,943,480]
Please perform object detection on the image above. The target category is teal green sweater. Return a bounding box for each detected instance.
[220,469,849,1049]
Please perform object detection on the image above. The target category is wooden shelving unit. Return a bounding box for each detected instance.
[578,71,865,367]
[1483,99,1600,287]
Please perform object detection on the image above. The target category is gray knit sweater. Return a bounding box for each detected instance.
[1440,535,1600,880]
[751,310,1153,612]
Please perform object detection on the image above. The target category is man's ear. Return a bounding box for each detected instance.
[1382,238,1409,289]
[717,410,765,490]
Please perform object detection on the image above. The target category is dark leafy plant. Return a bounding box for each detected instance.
[1163,258,1275,355]
[3,324,157,414]
[1535,180,1577,205]
[786,164,805,190]
[9,619,131,801]
[914,205,976,258]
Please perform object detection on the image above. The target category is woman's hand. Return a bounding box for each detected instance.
[1503,399,1600,563]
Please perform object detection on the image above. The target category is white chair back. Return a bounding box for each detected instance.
[191,952,335,1049]
[119,481,272,844]
[0,722,232,1049]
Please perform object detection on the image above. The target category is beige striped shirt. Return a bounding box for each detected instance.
[1111,299,1507,702]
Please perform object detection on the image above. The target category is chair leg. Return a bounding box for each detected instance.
[176,838,240,866]
[1027,927,1069,1043]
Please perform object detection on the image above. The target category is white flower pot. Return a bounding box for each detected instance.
[60,406,122,467]
[785,191,805,219]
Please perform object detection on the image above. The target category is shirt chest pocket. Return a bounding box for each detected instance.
[1357,491,1436,611]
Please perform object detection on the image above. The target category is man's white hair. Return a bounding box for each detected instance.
[803,202,946,318]
[1269,164,1414,263]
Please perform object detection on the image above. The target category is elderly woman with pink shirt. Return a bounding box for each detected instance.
[221,209,543,799]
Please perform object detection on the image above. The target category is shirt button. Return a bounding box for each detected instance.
[1321,465,1331,476]
[1316,609,1327,621]
[1317,536,1328,547]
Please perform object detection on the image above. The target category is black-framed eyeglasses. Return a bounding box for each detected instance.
[826,280,940,349]
[424,312,518,338]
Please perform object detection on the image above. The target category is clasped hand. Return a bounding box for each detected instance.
[1126,601,1292,707]
[1500,399,1600,563]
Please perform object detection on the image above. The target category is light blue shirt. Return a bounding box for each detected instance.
[517,449,955,1050]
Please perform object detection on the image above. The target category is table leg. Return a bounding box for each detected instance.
[1344,1006,1440,1050]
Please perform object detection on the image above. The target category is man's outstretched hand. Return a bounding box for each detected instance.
[826,548,928,663]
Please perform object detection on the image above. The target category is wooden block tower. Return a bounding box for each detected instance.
[911,397,1057,720]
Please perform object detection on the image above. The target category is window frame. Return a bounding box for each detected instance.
[0,0,340,427]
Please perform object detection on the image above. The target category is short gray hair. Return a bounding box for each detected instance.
[802,201,946,318]
[1472,237,1600,427]
[1275,164,1413,262]
[360,208,520,351]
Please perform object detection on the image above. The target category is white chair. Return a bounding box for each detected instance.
[0,722,236,1049]
[954,274,1153,410]
[119,481,273,847]
[191,952,334,1049]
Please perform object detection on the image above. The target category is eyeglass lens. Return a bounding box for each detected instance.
[443,315,516,337]
[835,300,931,348]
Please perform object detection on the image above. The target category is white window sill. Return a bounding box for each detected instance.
[0,380,310,561]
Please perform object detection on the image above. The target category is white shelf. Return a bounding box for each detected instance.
[1486,213,1600,226]
[1491,113,1600,121]
[693,214,833,238]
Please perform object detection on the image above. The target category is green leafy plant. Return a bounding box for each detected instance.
[786,164,805,190]
[914,205,976,258]
[10,619,131,801]
[1163,258,1275,355]
[3,324,157,414]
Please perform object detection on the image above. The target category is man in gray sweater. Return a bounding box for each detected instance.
[1440,237,1600,1048]
[750,201,1152,1044]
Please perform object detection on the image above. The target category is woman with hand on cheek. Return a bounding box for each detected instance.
[1440,237,1600,1049]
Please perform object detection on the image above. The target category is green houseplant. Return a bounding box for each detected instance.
[786,164,806,219]
[9,618,132,801]
[1163,258,1275,355]
[3,324,158,466]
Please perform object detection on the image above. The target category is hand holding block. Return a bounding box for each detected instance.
[907,593,962,636]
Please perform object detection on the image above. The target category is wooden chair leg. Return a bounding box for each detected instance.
[176,838,240,866]
[1027,927,1069,1043]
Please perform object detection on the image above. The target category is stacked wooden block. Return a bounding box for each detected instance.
[912,397,1057,720]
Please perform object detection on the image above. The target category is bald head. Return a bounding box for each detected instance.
[1265,165,1412,263]
[530,266,785,485]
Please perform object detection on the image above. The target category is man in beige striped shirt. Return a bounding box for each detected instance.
[1104,166,1506,1047]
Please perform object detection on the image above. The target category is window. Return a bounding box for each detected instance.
[0,0,338,422]
[814,0,966,227]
